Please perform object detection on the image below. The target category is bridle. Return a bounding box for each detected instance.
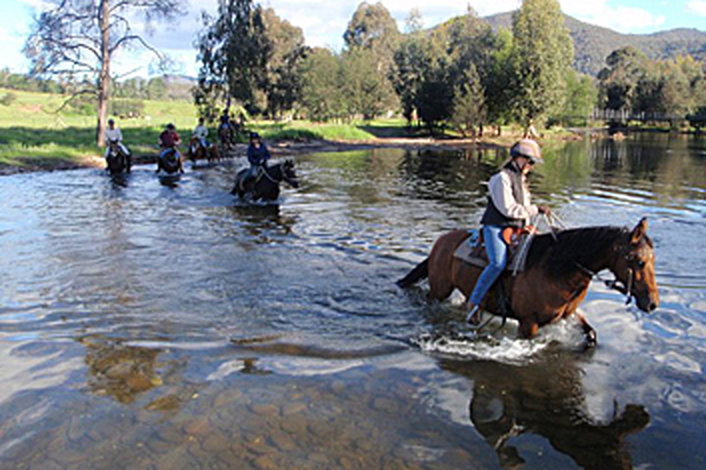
[575,257,634,305]
[544,213,638,305]
[261,163,297,186]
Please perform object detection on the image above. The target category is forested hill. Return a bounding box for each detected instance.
[483,11,706,76]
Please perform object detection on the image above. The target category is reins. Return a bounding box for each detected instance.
[547,212,634,305]
[260,165,280,183]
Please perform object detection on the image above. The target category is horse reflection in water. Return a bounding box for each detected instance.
[442,355,649,470]
[79,335,187,410]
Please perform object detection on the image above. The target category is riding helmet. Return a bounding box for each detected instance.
[510,138,543,163]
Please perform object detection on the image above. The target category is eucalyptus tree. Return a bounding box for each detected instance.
[391,33,431,124]
[343,2,400,118]
[450,63,485,137]
[194,0,271,119]
[261,8,307,119]
[298,47,345,121]
[509,0,574,126]
[24,0,185,144]
[597,46,648,122]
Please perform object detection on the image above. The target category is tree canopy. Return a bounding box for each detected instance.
[24,0,185,144]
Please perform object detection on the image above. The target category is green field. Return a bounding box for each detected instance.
[0,88,415,170]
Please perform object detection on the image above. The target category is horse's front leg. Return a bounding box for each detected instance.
[518,318,538,339]
[575,312,597,346]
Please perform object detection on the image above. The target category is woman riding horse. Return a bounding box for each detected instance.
[230,159,299,201]
[398,217,659,344]
[466,138,550,323]
[397,139,659,344]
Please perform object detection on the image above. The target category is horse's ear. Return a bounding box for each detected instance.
[630,217,648,245]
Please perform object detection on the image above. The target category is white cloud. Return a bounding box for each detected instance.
[560,0,666,32]
[687,0,706,16]
[7,0,680,78]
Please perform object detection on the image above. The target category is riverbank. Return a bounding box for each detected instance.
[0,128,587,176]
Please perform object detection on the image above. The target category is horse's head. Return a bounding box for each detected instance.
[282,159,299,188]
[612,218,659,312]
[108,139,120,157]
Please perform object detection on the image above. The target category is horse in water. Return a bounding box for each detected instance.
[106,139,131,175]
[219,125,235,156]
[230,160,299,201]
[156,146,184,174]
[397,218,659,344]
[187,137,219,165]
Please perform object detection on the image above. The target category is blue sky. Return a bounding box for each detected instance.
[3,0,705,78]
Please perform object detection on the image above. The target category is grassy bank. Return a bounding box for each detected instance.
[0,88,582,173]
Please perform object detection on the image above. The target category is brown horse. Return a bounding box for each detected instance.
[187,136,219,165]
[397,218,659,344]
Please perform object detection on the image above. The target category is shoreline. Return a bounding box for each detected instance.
[0,132,587,176]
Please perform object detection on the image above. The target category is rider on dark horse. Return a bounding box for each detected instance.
[466,138,551,323]
[157,123,183,173]
[240,132,271,191]
[192,117,210,149]
[103,118,131,171]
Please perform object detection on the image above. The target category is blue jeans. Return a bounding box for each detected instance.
[469,225,507,305]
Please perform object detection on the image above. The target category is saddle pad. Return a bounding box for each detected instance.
[453,229,531,273]
[453,236,488,269]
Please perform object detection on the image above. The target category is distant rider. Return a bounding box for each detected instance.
[158,123,183,172]
[103,118,131,169]
[466,138,550,324]
[193,117,209,148]
[219,108,230,134]
[241,131,270,189]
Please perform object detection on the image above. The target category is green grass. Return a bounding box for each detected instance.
[0,88,404,169]
[0,88,200,167]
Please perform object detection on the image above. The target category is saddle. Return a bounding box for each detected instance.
[453,226,534,274]
[238,166,266,193]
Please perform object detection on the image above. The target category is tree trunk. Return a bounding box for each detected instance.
[96,0,111,146]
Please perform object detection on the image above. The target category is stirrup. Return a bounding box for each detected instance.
[466,305,481,324]
[467,306,494,332]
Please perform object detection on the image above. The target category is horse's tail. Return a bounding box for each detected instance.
[396,258,429,288]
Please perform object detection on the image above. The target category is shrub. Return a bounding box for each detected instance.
[109,99,145,119]
[0,92,16,106]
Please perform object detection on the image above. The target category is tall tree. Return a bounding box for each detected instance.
[391,33,431,124]
[261,8,307,119]
[194,0,271,119]
[597,46,647,113]
[404,7,423,34]
[450,63,486,137]
[343,2,400,115]
[343,2,400,55]
[341,47,396,119]
[24,0,185,145]
[484,27,514,133]
[299,47,345,121]
[509,0,574,126]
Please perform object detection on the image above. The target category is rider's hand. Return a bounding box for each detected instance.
[537,205,551,215]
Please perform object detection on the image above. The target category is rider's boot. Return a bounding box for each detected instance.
[466,302,482,325]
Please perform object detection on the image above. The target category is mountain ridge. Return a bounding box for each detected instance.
[482,11,706,76]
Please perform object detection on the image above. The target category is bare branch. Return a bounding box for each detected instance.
[52,87,99,114]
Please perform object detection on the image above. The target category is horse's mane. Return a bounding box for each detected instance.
[525,226,628,278]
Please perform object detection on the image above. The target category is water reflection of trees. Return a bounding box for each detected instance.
[588,134,706,200]
[440,355,649,469]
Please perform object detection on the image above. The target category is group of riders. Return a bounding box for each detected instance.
[104,112,553,322]
[103,109,269,190]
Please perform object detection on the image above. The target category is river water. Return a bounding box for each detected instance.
[0,133,704,469]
